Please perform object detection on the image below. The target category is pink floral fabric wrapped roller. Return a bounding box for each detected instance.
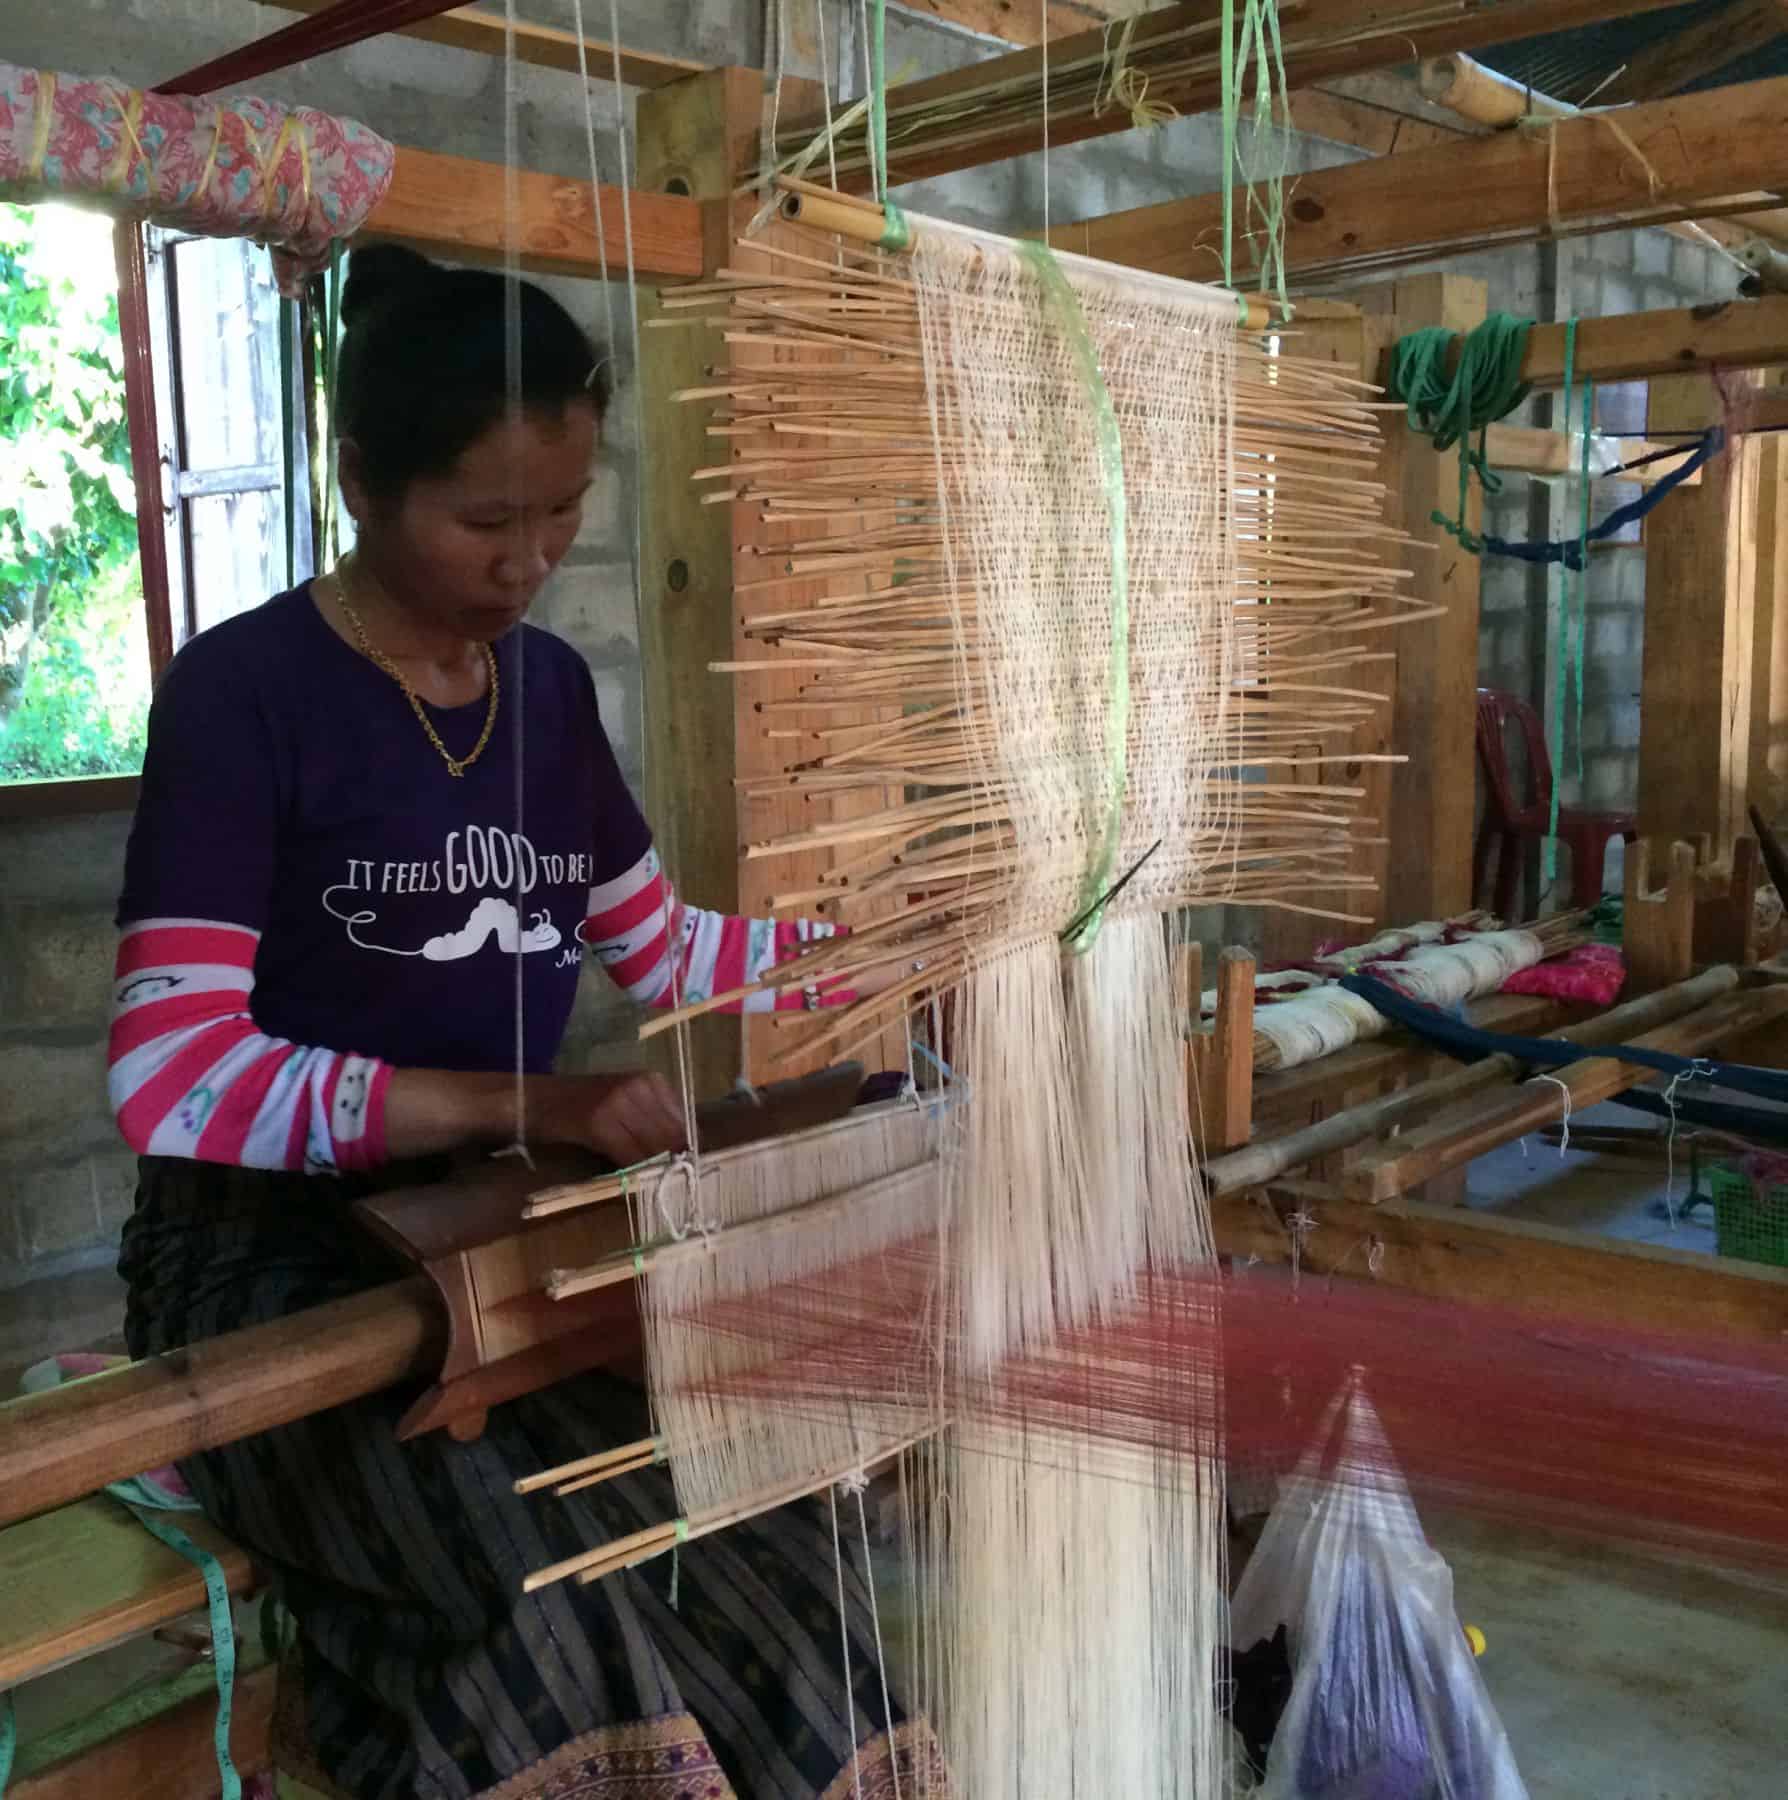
[0,61,394,292]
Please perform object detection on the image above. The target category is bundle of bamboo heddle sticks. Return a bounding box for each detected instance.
[646,201,1429,1069]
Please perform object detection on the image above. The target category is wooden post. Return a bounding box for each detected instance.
[1258,299,1396,963]
[1637,372,1760,856]
[1623,838,1699,993]
[1747,377,1788,826]
[1694,835,1765,968]
[635,70,774,1097]
[1191,947,1254,1155]
[1369,274,1488,925]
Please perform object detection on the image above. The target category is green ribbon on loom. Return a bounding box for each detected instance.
[1019,241,1131,955]
[1543,323,1595,893]
[870,0,889,204]
[1219,0,1292,313]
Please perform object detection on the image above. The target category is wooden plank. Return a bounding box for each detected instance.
[1522,295,1788,386]
[1256,299,1394,960]
[363,147,703,281]
[1058,74,1788,286]
[635,69,769,1098]
[1597,0,1788,105]
[1212,1189,1788,1343]
[1638,373,1759,852]
[1623,838,1698,994]
[1483,424,1703,486]
[892,0,1132,42]
[0,1497,256,1687]
[13,1661,276,1800]
[0,775,139,820]
[1747,375,1788,823]
[0,1280,439,1531]
[249,0,708,88]
[1340,982,1788,1202]
[1376,275,1485,924]
[779,0,1690,189]
[1250,992,1566,1123]
[1191,947,1254,1153]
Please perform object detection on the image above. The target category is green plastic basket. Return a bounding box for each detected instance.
[1709,1163,1788,1269]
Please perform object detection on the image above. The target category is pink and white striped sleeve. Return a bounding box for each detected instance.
[582,848,849,1011]
[109,918,391,1174]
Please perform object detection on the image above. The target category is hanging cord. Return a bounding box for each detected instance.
[852,1476,904,1800]
[1385,312,1534,552]
[1041,0,1050,240]
[815,0,840,193]
[866,0,888,204]
[1527,1072,1573,1154]
[830,1481,866,1800]
[1477,426,1721,567]
[1541,317,1578,896]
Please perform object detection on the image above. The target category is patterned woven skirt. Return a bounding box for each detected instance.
[120,1155,937,1800]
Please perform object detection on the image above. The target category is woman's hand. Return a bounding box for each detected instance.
[543,1071,688,1166]
[384,1067,686,1166]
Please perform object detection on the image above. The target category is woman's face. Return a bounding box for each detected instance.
[344,401,599,642]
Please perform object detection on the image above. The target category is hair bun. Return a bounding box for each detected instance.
[341,245,439,324]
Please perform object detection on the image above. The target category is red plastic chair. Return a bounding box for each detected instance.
[1473,686,1636,915]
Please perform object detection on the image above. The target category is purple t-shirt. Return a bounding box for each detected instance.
[118,584,652,1075]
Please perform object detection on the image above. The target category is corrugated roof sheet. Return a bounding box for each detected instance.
[1476,0,1788,105]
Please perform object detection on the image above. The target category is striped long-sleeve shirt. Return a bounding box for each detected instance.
[110,586,850,1174]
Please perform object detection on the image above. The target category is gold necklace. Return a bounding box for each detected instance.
[332,559,500,779]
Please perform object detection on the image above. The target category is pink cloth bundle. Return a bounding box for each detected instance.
[0,62,394,291]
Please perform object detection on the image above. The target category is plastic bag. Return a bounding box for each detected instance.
[1229,1377,1528,1800]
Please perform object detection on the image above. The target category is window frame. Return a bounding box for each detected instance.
[0,218,310,820]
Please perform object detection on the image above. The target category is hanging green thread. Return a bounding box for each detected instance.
[1020,242,1130,955]
[1571,373,1595,784]
[1542,317,1578,892]
[1220,0,1236,288]
[1386,313,1533,551]
[877,201,910,250]
[870,0,889,205]
[1218,0,1293,311]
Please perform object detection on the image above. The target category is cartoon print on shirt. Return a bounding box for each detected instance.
[323,889,563,960]
[321,826,593,960]
[117,972,185,1006]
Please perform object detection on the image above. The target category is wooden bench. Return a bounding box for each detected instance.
[1,1495,272,1796]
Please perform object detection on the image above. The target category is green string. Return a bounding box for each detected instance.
[0,1691,13,1796]
[1543,317,1578,892]
[1020,241,1130,955]
[1572,373,1596,784]
[1386,314,1533,551]
[877,202,910,251]
[870,0,888,205]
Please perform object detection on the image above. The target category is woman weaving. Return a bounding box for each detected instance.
[110,247,921,1800]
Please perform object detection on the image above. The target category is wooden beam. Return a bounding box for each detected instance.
[1483,424,1704,486]
[892,0,1134,42]
[0,1497,257,1688]
[1211,1189,1788,1343]
[361,147,703,281]
[1751,384,1788,820]
[777,0,1693,190]
[1598,0,1788,105]
[1339,982,1788,1202]
[1521,295,1788,385]
[252,0,707,88]
[0,1280,438,1531]
[634,68,768,1097]
[1256,300,1395,958]
[1638,373,1760,853]
[12,1661,276,1800]
[1376,274,1485,924]
[1058,73,1788,285]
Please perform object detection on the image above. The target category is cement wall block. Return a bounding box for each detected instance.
[92,1147,141,1235]
[1642,279,1681,315]
[3,1157,104,1264]
[1596,273,1639,319]
[0,1036,111,1156]
[550,572,640,654]
[1,904,115,1030]
[574,462,626,553]
[0,814,131,908]
[1634,232,1672,279]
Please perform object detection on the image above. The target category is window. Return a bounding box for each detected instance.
[0,203,319,809]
